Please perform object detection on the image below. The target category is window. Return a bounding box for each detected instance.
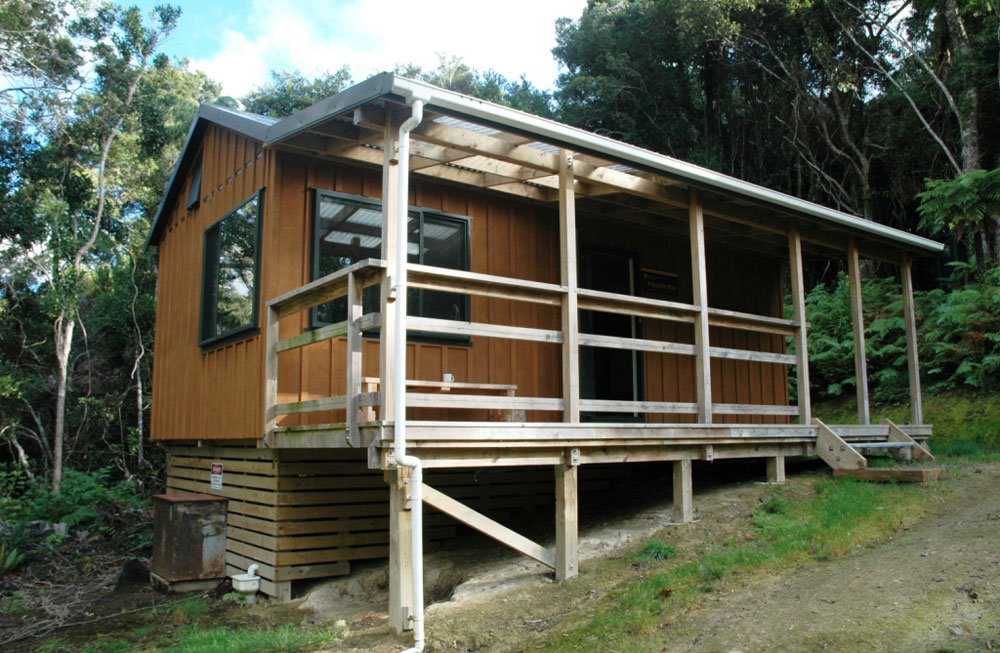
[312,190,469,332]
[186,157,202,210]
[199,190,263,347]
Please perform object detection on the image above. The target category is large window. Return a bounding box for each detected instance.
[199,190,263,347]
[312,190,469,331]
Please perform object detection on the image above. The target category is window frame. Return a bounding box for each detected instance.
[310,188,471,344]
[198,188,265,350]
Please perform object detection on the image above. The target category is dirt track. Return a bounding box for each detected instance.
[318,463,1000,652]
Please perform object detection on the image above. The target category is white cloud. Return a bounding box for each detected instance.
[190,0,586,99]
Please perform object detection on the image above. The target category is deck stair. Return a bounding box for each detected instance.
[815,418,942,482]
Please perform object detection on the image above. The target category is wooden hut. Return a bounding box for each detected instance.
[147,74,942,624]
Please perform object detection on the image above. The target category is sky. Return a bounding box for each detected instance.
[132,0,589,99]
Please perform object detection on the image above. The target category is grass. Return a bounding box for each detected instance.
[34,595,343,652]
[533,475,932,651]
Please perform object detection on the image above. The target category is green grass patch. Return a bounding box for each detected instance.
[535,477,930,651]
[162,624,340,653]
[632,540,676,563]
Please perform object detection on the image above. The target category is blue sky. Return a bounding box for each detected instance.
[130,0,588,99]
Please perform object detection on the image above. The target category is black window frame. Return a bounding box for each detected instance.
[310,188,471,344]
[198,189,264,349]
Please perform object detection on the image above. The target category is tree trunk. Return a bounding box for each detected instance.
[945,0,982,172]
[135,333,144,467]
[52,315,75,494]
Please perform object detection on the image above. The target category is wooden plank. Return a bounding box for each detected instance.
[709,346,796,365]
[167,476,277,505]
[578,332,697,356]
[689,190,712,423]
[900,256,923,424]
[407,263,566,306]
[421,483,556,569]
[168,456,276,475]
[672,459,693,523]
[268,258,384,317]
[576,287,697,323]
[555,463,578,581]
[579,399,699,414]
[167,466,278,491]
[713,403,799,416]
[406,393,564,412]
[788,227,811,424]
[847,240,870,424]
[814,418,866,471]
[405,316,564,344]
[277,320,347,353]
[560,150,581,423]
[361,377,517,392]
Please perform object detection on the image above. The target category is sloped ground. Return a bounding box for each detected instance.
[311,462,999,652]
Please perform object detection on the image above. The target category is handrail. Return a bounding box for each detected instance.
[267,258,386,317]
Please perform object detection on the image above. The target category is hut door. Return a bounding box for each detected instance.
[579,251,642,422]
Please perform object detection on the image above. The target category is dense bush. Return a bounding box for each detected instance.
[801,265,1000,404]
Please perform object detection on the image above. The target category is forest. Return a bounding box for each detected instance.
[1,0,999,556]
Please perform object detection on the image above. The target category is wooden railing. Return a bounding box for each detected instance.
[263,259,808,444]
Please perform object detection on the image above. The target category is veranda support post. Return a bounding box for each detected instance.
[900,255,923,424]
[847,240,871,425]
[689,190,712,424]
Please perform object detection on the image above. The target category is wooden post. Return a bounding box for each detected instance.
[263,304,279,440]
[559,149,580,422]
[672,459,693,523]
[788,227,811,424]
[555,462,578,581]
[380,111,399,423]
[847,240,870,424]
[900,256,923,424]
[346,271,363,446]
[689,190,712,423]
[766,456,786,484]
[388,468,413,633]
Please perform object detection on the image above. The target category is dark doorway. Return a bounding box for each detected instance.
[579,250,642,421]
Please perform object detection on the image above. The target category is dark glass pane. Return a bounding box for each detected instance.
[412,216,466,321]
[314,194,384,323]
[213,195,258,336]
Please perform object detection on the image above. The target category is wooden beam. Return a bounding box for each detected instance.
[814,418,866,471]
[847,240,870,424]
[405,393,564,412]
[900,256,923,424]
[421,483,556,569]
[346,271,363,446]
[263,305,278,439]
[560,150,581,422]
[883,419,934,461]
[406,316,564,343]
[555,463,579,581]
[689,190,713,423]
[407,263,566,306]
[766,456,786,484]
[388,468,413,634]
[672,459,694,523]
[788,227,811,424]
[276,320,347,352]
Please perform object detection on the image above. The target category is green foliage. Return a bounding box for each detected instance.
[0,468,146,536]
[801,267,1000,404]
[632,540,676,562]
[917,169,1000,241]
[241,68,352,118]
[0,541,27,574]
[161,624,340,653]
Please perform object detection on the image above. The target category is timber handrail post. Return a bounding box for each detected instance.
[788,226,811,424]
[559,149,580,423]
[900,255,923,424]
[689,189,712,423]
[263,304,279,442]
[847,239,870,424]
[346,270,363,447]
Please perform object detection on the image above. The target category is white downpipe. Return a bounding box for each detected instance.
[393,96,425,653]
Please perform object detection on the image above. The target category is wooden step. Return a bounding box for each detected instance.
[850,441,915,449]
[833,467,943,483]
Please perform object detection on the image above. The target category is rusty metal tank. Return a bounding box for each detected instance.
[151,493,227,587]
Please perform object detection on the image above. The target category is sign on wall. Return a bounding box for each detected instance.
[640,268,679,298]
[210,462,223,490]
